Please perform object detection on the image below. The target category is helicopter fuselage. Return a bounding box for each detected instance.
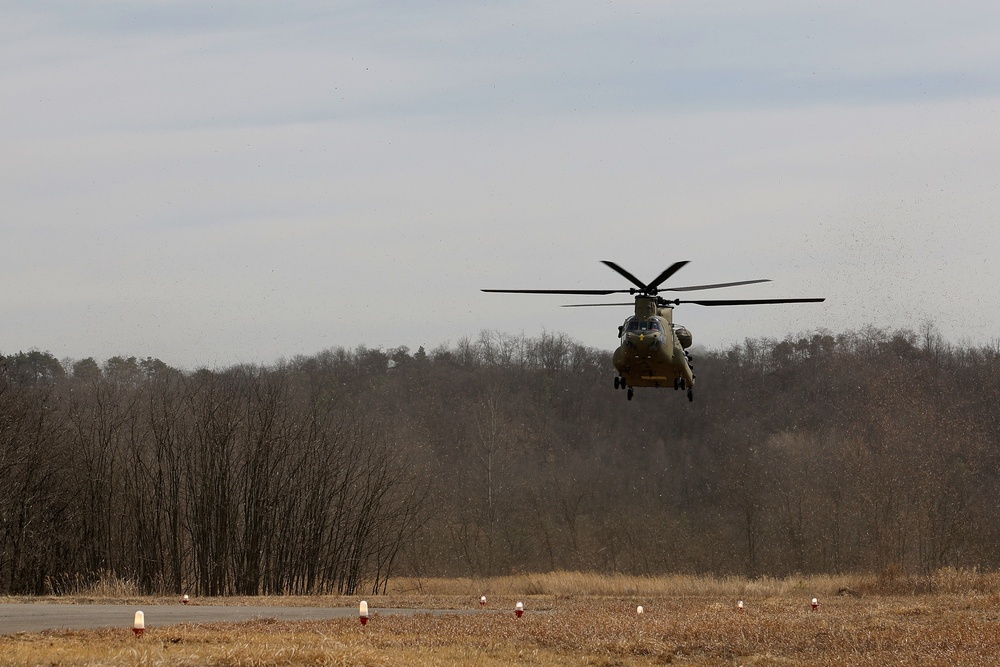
[612,297,694,397]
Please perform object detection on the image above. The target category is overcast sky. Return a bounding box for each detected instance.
[3,1,999,369]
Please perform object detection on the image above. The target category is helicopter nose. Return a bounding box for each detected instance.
[627,331,659,348]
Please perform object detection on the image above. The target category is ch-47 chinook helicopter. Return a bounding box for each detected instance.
[483,260,824,402]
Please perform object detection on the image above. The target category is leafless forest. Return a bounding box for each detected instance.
[1,326,998,595]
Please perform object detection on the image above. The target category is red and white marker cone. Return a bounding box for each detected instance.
[132,611,145,638]
[359,600,369,626]
[636,605,644,615]
[515,601,524,618]
[480,595,487,607]
[738,600,744,612]
[811,597,819,612]
[182,594,189,605]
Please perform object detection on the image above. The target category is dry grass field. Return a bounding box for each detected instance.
[2,571,1000,665]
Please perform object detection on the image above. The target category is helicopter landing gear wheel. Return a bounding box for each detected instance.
[687,388,694,402]
[614,376,620,389]
[627,387,634,401]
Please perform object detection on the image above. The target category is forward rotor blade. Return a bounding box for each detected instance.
[600,261,648,291]
[665,278,771,292]
[674,298,826,306]
[646,261,690,291]
[481,288,629,295]
[561,302,634,308]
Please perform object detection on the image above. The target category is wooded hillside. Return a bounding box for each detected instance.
[1,326,998,595]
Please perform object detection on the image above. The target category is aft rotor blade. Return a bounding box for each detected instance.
[646,261,690,291]
[600,261,649,291]
[481,288,629,295]
[665,278,771,292]
[675,297,826,306]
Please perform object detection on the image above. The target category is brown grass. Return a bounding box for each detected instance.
[388,567,1000,598]
[43,570,144,598]
[3,572,1000,665]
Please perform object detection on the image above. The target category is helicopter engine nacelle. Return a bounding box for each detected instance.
[675,327,693,349]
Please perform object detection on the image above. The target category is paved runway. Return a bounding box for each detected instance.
[0,603,475,635]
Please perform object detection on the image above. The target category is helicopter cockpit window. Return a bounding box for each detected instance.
[628,320,663,331]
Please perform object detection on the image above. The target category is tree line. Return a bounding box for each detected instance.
[1,326,999,594]
[0,354,423,595]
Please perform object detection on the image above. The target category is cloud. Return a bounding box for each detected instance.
[2,1,999,367]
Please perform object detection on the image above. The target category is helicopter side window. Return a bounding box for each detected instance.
[649,321,661,331]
